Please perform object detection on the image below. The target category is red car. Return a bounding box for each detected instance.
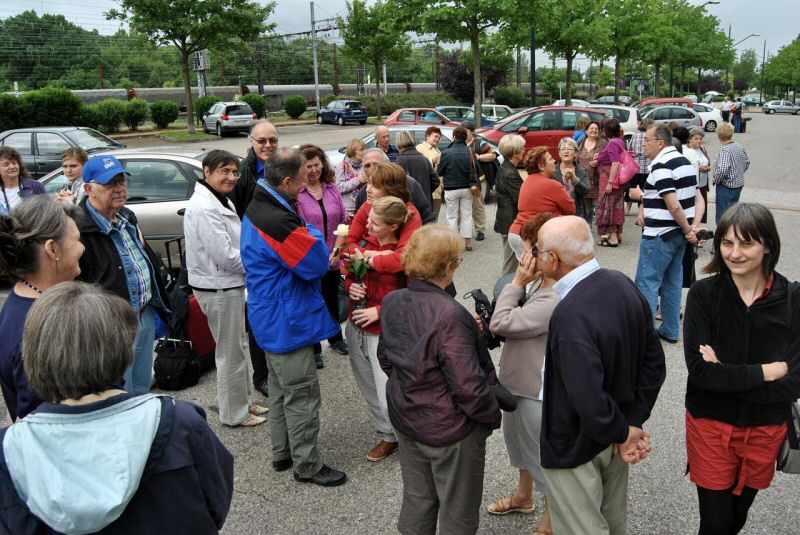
[384,108,460,127]
[476,106,608,157]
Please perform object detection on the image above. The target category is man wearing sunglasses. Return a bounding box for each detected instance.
[230,120,280,221]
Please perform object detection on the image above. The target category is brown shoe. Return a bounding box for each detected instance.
[366,440,398,462]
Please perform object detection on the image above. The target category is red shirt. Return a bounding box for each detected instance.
[509,173,576,235]
[346,201,422,273]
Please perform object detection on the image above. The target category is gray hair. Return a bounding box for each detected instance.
[651,125,673,146]
[23,282,138,403]
[363,147,390,163]
[558,137,579,152]
[540,216,595,267]
[249,119,278,137]
[0,196,80,281]
[265,148,305,187]
[395,130,416,150]
[498,134,525,160]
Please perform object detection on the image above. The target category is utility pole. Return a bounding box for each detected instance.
[530,26,536,106]
[434,36,441,91]
[310,2,321,110]
[759,40,766,105]
[516,46,521,87]
[255,41,265,95]
[724,24,731,94]
[332,43,341,95]
[383,63,388,95]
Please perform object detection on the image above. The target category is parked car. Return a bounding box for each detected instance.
[476,106,608,157]
[316,99,369,125]
[483,104,516,123]
[692,103,724,131]
[38,147,211,260]
[639,105,702,128]
[384,108,460,127]
[742,96,765,107]
[552,99,591,107]
[763,100,799,115]
[201,101,257,137]
[435,106,493,127]
[586,104,639,140]
[635,97,695,109]
[325,124,455,169]
[590,95,633,106]
[0,127,125,179]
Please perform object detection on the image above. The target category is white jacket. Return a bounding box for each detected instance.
[184,182,245,289]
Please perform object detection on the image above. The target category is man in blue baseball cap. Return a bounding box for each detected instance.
[77,154,171,393]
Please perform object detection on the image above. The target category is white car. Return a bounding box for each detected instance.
[552,99,591,107]
[693,103,724,132]
[587,104,640,140]
[482,104,516,123]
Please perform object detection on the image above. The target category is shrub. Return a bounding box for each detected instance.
[493,87,527,108]
[150,100,180,129]
[284,95,308,119]
[194,95,222,124]
[239,93,266,118]
[123,98,149,131]
[94,99,126,133]
[20,87,84,127]
[0,94,25,132]
[80,104,100,130]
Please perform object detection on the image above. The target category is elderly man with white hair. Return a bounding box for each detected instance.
[375,125,399,163]
[537,215,666,535]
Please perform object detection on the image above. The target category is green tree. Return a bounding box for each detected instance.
[108,0,275,133]
[732,49,759,90]
[339,0,411,118]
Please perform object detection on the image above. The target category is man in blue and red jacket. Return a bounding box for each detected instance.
[241,148,346,487]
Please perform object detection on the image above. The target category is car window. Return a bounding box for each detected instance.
[495,107,510,119]
[562,110,580,130]
[226,105,253,116]
[612,109,630,122]
[652,108,670,120]
[123,160,192,202]
[66,129,119,151]
[464,110,476,120]
[540,111,559,131]
[671,108,694,119]
[1,132,32,153]
[420,111,443,123]
[398,111,415,122]
[345,101,362,108]
[42,173,69,194]
[500,112,532,133]
[36,132,71,154]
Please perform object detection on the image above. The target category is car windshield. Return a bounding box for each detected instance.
[65,129,121,151]
[226,105,254,116]
[345,101,362,108]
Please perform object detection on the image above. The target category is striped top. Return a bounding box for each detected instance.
[643,147,697,238]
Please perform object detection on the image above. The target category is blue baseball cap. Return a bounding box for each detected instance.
[83,155,130,185]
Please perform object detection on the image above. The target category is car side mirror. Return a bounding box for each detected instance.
[518,126,528,135]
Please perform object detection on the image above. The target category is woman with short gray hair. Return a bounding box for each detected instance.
[494,134,527,274]
[0,196,84,421]
[553,137,591,223]
[0,282,235,533]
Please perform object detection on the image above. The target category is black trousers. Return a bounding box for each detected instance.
[313,269,344,354]
[697,485,758,535]
[245,304,268,385]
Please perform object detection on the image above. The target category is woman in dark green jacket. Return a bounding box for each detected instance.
[493,134,526,275]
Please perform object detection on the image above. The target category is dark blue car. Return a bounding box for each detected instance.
[316,100,369,126]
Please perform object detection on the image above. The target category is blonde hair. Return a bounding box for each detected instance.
[717,122,734,141]
[498,134,525,160]
[346,138,366,158]
[395,130,416,150]
[371,195,412,228]
[402,225,463,281]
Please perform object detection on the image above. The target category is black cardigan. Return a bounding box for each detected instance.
[683,272,800,427]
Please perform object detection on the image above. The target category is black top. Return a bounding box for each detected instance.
[0,291,40,421]
[396,147,437,204]
[229,148,263,220]
[683,272,800,427]
[541,269,666,469]
[437,140,479,191]
[493,160,524,234]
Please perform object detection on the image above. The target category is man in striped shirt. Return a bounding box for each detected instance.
[635,125,705,344]
[712,122,750,224]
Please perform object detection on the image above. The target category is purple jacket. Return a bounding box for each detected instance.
[378,279,501,447]
[296,182,349,249]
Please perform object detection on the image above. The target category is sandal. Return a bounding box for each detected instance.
[598,235,610,247]
[487,495,535,515]
[238,414,266,427]
[249,404,269,415]
[534,530,554,535]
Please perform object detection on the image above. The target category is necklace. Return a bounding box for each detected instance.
[306,183,322,193]
[19,278,43,294]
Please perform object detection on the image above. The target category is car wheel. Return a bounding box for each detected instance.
[216,123,224,137]
[317,114,323,124]
[359,120,367,125]
[769,109,775,114]
[704,120,716,132]
[795,109,800,115]
[338,116,345,126]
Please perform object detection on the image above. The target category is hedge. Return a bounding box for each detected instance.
[0,87,84,131]
[123,98,149,131]
[150,100,180,129]
[284,95,307,119]
[494,87,527,108]
[320,92,459,117]
[94,99,126,133]
[239,93,266,119]
[194,95,222,124]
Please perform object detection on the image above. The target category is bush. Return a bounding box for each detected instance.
[123,98,149,131]
[20,87,83,127]
[194,95,222,124]
[284,95,308,119]
[80,104,100,130]
[94,99,126,133]
[0,94,26,132]
[150,100,180,129]
[494,87,527,108]
[239,93,266,118]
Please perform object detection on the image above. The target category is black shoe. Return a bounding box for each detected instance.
[476,232,485,241]
[294,464,347,487]
[272,458,293,472]
[329,340,349,355]
[255,380,269,398]
[315,353,325,369]
[658,331,678,344]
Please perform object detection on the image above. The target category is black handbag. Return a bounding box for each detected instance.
[777,400,800,473]
[153,338,201,391]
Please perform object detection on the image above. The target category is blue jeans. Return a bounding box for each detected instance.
[715,184,742,225]
[635,232,685,341]
[124,305,155,393]
[732,113,742,133]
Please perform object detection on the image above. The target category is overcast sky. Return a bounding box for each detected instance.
[2,0,796,71]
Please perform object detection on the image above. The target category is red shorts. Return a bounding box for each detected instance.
[686,410,787,495]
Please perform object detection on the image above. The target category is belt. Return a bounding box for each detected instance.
[192,285,245,293]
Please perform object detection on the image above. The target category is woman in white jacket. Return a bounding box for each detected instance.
[184,150,268,427]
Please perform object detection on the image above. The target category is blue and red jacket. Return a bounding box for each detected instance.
[241,180,339,354]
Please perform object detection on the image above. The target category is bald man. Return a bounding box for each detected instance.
[536,216,666,535]
[374,126,399,163]
[230,120,280,220]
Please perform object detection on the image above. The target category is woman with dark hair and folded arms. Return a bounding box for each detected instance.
[683,203,800,534]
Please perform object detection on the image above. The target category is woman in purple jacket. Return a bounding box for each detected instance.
[378,224,502,535]
[297,144,350,369]
[0,147,47,216]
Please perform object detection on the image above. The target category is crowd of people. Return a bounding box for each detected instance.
[0,113,796,535]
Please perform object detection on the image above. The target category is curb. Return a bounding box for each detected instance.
[156,133,215,144]
[111,119,323,142]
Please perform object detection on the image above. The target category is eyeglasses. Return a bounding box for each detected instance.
[644,137,658,143]
[252,137,279,146]
[214,167,240,178]
[95,177,128,188]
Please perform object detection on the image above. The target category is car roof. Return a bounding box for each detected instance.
[218,101,251,106]
[587,104,636,111]
[1,126,91,134]
[643,105,697,114]
[86,146,211,159]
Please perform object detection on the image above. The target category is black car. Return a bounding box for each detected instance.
[0,127,125,178]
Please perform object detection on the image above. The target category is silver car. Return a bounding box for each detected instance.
[763,100,799,115]
[640,105,703,128]
[201,101,257,137]
[326,124,455,169]
[39,147,211,261]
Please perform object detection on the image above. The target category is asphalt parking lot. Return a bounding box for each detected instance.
[2,112,799,534]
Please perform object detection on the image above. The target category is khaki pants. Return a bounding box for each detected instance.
[501,235,519,276]
[194,288,251,426]
[444,188,474,238]
[543,444,630,535]
[265,345,323,478]
[472,179,487,233]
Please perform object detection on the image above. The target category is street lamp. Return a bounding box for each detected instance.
[726,33,761,94]
[700,0,720,6]
[734,33,760,47]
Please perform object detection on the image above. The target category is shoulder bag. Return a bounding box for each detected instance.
[777,282,800,473]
